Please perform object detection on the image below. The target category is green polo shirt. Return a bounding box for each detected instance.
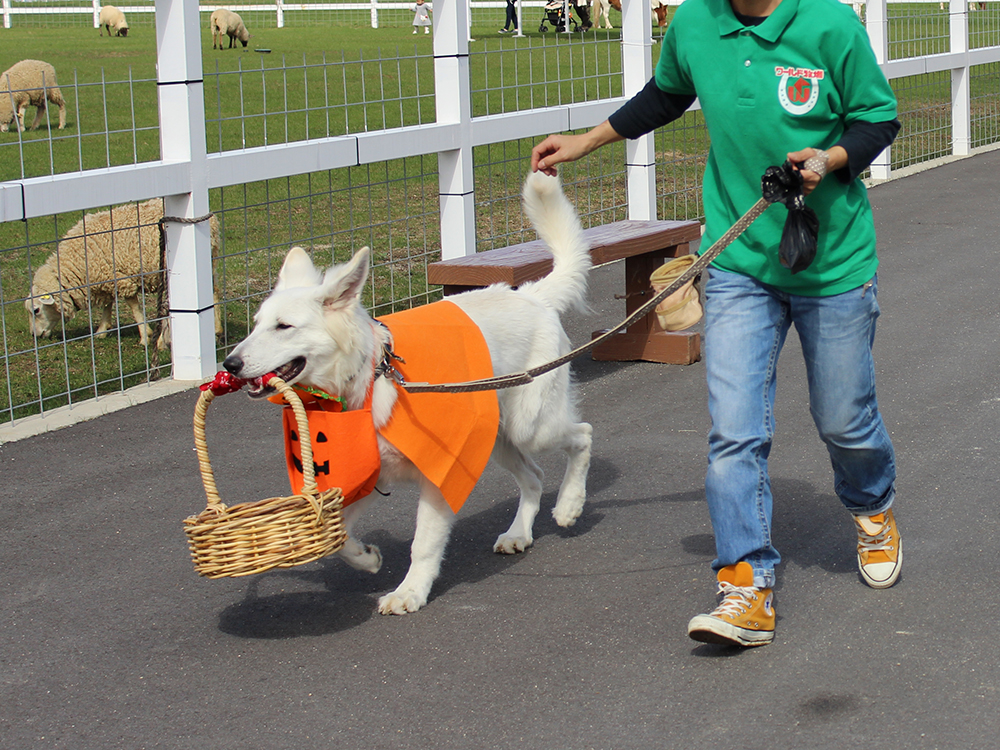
[655,0,897,295]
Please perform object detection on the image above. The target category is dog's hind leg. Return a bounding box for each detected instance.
[552,421,593,528]
[492,437,545,554]
[336,493,383,574]
[378,482,455,615]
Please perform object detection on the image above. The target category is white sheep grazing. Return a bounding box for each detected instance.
[0,59,66,133]
[210,9,251,50]
[25,200,222,349]
[98,6,129,37]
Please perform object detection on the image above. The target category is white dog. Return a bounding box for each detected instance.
[223,172,594,615]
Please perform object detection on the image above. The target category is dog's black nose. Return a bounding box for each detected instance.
[222,354,243,374]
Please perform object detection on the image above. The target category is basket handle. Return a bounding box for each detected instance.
[193,375,320,510]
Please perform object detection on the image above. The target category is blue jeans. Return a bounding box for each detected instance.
[703,268,896,588]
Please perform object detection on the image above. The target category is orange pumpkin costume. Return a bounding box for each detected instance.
[275,300,499,513]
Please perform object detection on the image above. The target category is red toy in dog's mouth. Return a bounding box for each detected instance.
[246,357,306,397]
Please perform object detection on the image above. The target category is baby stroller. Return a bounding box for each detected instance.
[539,0,579,32]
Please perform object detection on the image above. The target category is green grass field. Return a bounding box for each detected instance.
[1,5,998,423]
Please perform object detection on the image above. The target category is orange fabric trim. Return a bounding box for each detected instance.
[376,300,499,513]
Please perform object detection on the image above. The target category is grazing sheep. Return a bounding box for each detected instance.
[210,9,251,50]
[25,200,222,349]
[0,59,66,133]
[98,5,129,37]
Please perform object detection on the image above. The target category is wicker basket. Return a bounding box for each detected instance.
[184,375,347,578]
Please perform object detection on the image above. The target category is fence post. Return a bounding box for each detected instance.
[621,0,657,220]
[2,0,10,30]
[155,0,217,381]
[277,0,285,29]
[92,0,100,28]
[434,0,477,259]
[950,0,971,155]
[371,0,379,29]
[866,0,891,180]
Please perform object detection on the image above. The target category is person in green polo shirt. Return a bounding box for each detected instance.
[532,0,902,647]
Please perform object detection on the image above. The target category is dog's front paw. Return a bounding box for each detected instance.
[356,544,383,573]
[378,588,427,615]
[493,533,533,555]
[337,539,383,574]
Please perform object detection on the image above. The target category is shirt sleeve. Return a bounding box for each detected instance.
[653,18,697,97]
[608,78,696,140]
[837,22,898,126]
[832,119,901,183]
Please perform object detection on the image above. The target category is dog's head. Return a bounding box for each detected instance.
[223,246,374,399]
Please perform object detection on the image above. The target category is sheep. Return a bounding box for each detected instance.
[25,199,223,350]
[98,5,129,37]
[0,59,66,133]
[210,9,251,50]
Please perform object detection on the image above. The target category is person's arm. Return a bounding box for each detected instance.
[608,77,695,140]
[532,78,695,175]
[788,119,900,195]
[831,119,900,182]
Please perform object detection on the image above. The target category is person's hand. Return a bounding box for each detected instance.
[531,121,624,175]
[531,134,591,176]
[787,147,827,195]
[787,146,846,195]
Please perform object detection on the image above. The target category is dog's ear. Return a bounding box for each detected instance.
[275,247,322,291]
[318,247,370,312]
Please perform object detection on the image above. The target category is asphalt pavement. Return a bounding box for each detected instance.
[2,151,999,750]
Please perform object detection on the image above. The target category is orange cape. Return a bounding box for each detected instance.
[376,300,499,513]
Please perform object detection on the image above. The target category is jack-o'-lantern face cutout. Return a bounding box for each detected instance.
[287,427,330,478]
[281,406,381,505]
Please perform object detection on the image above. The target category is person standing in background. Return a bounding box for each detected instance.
[412,0,432,34]
[500,0,519,32]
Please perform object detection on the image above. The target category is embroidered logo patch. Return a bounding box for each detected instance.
[775,66,824,116]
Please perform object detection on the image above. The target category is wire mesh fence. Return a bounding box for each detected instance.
[2,0,1000,430]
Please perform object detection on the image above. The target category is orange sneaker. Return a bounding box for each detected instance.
[854,509,902,588]
[687,562,775,647]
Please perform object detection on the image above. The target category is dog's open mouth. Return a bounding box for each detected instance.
[246,357,306,398]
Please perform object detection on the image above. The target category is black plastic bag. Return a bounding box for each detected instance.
[760,161,819,274]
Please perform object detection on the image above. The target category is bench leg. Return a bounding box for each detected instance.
[591,243,701,365]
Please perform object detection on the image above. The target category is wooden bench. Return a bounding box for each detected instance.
[427,219,703,365]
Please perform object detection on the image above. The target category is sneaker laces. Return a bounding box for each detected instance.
[856,518,895,553]
[710,582,758,617]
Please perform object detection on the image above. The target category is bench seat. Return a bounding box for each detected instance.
[427,219,704,365]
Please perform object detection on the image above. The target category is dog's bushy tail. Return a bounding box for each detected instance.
[518,171,591,315]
